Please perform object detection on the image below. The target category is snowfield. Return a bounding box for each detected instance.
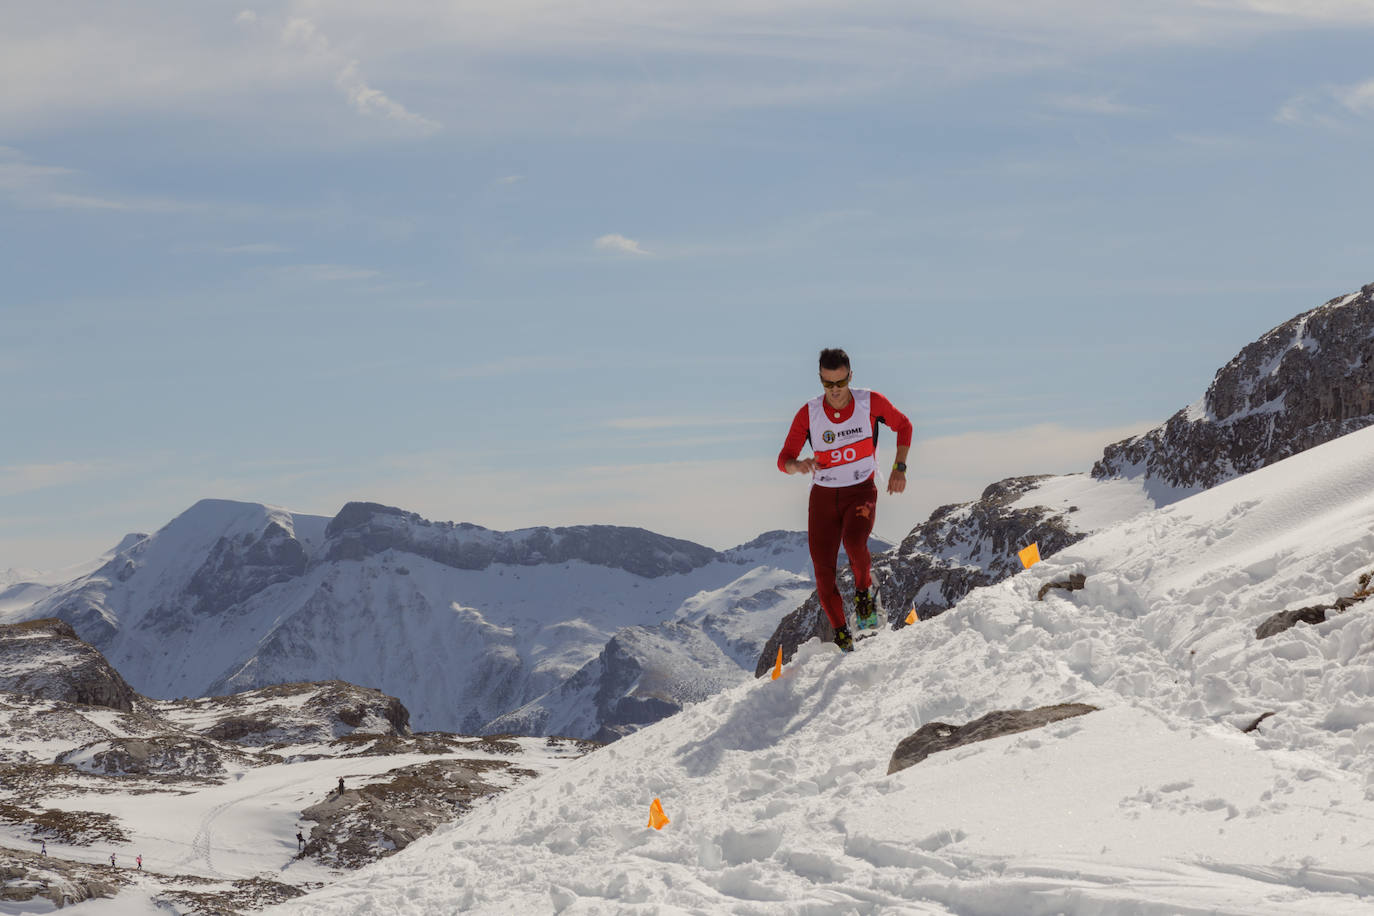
[267,423,1374,915]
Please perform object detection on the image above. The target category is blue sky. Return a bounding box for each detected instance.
[5,1,1374,570]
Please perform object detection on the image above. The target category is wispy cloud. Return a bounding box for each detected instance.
[496,175,524,185]
[277,17,441,134]
[1275,78,1374,127]
[0,147,191,213]
[0,461,119,498]
[595,233,652,257]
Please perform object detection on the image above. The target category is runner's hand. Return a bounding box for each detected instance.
[887,471,906,495]
[790,457,817,475]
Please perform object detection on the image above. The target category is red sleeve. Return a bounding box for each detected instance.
[777,404,811,473]
[869,391,913,448]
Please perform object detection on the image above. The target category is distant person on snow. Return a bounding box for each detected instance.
[109,853,116,868]
[337,776,345,796]
[778,348,912,651]
[136,854,142,870]
[297,831,305,851]
[39,840,46,856]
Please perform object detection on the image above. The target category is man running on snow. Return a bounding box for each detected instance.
[778,348,912,651]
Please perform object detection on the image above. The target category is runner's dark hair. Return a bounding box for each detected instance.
[818,348,850,372]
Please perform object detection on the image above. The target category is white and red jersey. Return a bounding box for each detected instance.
[777,388,913,488]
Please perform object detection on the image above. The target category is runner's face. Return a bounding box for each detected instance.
[820,367,852,408]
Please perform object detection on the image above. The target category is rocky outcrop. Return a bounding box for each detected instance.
[756,477,1083,676]
[1094,283,1374,489]
[0,852,117,909]
[184,520,309,619]
[323,502,720,578]
[887,704,1098,775]
[171,681,412,747]
[0,619,141,712]
[1254,571,1374,639]
[299,757,537,869]
[56,737,243,778]
[1038,572,1087,601]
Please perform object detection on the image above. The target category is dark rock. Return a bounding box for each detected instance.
[1038,572,1087,601]
[55,737,238,778]
[1243,712,1276,733]
[1255,606,1330,640]
[0,619,141,712]
[1094,283,1374,490]
[887,704,1098,775]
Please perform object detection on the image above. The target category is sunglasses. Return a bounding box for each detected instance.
[820,373,851,389]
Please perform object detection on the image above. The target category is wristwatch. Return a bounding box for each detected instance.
[892,462,907,473]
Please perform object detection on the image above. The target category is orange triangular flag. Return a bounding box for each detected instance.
[647,798,669,830]
[770,646,783,680]
[905,609,917,625]
[1018,542,1041,569]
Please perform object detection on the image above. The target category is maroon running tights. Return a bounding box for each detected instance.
[808,478,877,629]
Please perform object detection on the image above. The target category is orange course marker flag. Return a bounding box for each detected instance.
[648,798,670,830]
[905,609,917,625]
[1019,542,1041,569]
[770,646,783,680]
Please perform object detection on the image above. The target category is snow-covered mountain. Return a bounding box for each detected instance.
[2,503,880,739]
[760,281,1374,674]
[264,409,1374,915]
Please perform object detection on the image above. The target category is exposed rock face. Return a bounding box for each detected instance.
[171,681,412,747]
[756,477,1083,676]
[299,757,535,869]
[887,704,1098,775]
[0,619,140,713]
[56,737,237,778]
[184,520,309,620]
[1094,283,1374,489]
[1038,572,1087,601]
[324,502,720,578]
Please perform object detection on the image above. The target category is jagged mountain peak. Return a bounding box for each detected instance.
[1093,282,1374,493]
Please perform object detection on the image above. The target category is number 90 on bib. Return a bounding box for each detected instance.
[814,438,874,469]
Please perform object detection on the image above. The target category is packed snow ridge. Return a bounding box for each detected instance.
[271,421,1374,915]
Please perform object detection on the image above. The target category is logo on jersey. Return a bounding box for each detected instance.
[822,430,836,444]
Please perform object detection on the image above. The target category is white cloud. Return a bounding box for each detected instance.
[496,175,524,185]
[236,10,257,26]
[1337,79,1374,114]
[595,233,652,256]
[281,16,441,134]
[0,147,191,212]
[1275,78,1374,126]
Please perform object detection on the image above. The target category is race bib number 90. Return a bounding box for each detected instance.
[814,438,875,469]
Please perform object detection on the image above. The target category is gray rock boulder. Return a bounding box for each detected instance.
[888,704,1098,774]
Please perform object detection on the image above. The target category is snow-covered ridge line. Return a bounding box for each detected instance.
[267,419,1374,916]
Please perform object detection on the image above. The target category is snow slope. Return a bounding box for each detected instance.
[268,423,1374,915]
